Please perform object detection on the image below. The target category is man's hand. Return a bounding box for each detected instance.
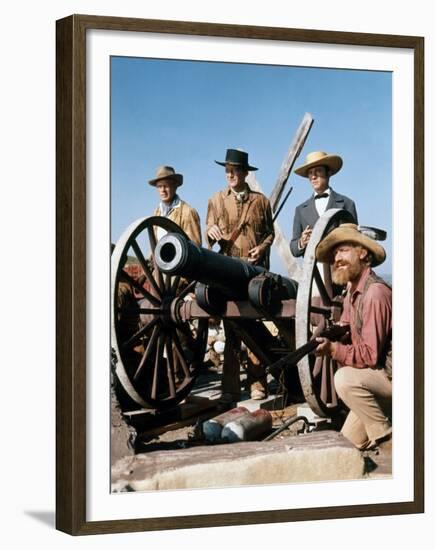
[248,245,263,263]
[207,224,224,242]
[315,337,336,357]
[299,225,312,249]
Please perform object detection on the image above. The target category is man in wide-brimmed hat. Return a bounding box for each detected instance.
[149,165,201,245]
[206,148,274,403]
[314,223,392,451]
[290,151,358,257]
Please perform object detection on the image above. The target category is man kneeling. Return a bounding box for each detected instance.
[314,224,392,450]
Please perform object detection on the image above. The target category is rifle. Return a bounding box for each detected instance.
[272,186,293,223]
[267,324,349,377]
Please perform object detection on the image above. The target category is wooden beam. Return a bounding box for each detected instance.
[247,173,301,280]
[269,112,314,212]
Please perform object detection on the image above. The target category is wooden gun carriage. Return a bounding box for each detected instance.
[111,208,355,418]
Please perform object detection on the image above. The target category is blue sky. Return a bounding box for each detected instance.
[111,56,392,275]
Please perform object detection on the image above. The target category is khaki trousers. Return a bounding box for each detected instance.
[334,366,392,450]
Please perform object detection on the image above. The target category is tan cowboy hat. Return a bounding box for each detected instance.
[316,223,386,267]
[148,165,183,187]
[294,151,343,177]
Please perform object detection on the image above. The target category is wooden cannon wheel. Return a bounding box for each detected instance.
[295,208,356,418]
[111,216,208,410]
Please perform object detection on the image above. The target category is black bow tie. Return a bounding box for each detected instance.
[315,192,329,199]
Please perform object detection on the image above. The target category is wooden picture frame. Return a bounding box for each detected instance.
[56,14,424,535]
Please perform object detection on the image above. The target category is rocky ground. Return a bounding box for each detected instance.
[112,349,392,484]
[134,403,302,452]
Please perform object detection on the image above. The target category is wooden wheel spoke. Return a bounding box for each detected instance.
[165,337,177,398]
[153,258,165,293]
[172,331,192,379]
[320,356,330,403]
[119,270,161,307]
[147,227,165,291]
[319,356,338,406]
[133,324,160,381]
[117,306,162,315]
[177,280,196,300]
[171,275,181,295]
[164,274,172,293]
[151,334,165,400]
[313,264,333,307]
[322,263,334,299]
[137,307,163,315]
[329,360,338,407]
[116,305,139,316]
[131,239,162,299]
[312,355,324,378]
[147,226,158,253]
[121,318,158,349]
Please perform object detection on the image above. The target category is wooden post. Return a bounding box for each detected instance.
[246,112,314,280]
[247,173,301,280]
[269,112,314,213]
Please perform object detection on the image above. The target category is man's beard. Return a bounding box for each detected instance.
[332,260,364,285]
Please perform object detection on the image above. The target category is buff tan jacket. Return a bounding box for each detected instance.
[205,186,274,268]
[154,200,202,246]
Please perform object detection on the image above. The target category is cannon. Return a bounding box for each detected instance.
[154,232,298,313]
[111,208,355,417]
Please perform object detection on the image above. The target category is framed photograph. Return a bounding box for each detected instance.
[56,14,424,535]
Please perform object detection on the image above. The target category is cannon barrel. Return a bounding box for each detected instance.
[155,233,297,301]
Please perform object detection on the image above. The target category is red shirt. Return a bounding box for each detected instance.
[332,266,392,368]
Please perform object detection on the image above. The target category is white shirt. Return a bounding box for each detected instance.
[155,200,182,241]
[314,187,331,217]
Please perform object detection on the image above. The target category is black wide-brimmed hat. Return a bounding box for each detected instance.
[215,149,258,171]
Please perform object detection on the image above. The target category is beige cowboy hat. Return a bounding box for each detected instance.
[148,165,183,187]
[294,151,343,177]
[316,223,386,267]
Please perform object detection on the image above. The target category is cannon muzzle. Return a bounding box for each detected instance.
[155,233,266,300]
